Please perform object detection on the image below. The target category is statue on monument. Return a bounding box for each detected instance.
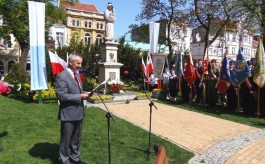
[104,2,116,42]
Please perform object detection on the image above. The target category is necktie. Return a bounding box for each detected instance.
[74,72,81,91]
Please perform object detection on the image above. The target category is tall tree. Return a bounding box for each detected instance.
[136,0,189,59]
[240,0,265,47]
[0,0,67,70]
[193,0,244,54]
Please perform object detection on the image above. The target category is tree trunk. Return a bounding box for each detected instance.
[19,47,29,71]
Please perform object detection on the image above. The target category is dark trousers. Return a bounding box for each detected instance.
[226,86,237,109]
[195,85,203,104]
[60,120,83,164]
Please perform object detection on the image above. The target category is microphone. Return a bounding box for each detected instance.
[89,80,106,96]
[123,70,136,76]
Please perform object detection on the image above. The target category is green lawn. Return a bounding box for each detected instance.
[0,96,193,164]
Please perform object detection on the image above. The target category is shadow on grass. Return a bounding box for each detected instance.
[0,131,8,152]
[0,131,8,138]
[7,94,57,104]
[28,142,59,164]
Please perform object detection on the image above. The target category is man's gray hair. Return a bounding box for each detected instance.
[68,53,82,62]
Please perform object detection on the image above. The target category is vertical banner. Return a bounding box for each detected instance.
[149,22,160,54]
[28,1,48,90]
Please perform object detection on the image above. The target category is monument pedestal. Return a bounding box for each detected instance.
[98,41,123,84]
[98,62,123,84]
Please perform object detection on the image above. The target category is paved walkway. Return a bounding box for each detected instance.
[88,100,265,164]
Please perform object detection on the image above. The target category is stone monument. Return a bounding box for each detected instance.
[98,2,123,84]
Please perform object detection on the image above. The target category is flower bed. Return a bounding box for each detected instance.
[106,80,124,94]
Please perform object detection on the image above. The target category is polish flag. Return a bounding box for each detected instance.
[184,52,196,85]
[141,57,149,82]
[48,51,68,75]
[146,54,153,74]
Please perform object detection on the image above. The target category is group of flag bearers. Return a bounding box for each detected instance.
[142,38,265,118]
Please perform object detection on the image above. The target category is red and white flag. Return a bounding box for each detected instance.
[146,54,153,74]
[141,57,149,82]
[184,52,196,85]
[48,51,67,75]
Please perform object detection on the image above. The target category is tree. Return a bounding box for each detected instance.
[117,37,142,80]
[0,0,67,70]
[136,0,189,59]
[240,0,265,47]
[192,0,258,55]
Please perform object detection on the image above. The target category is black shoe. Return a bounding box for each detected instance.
[70,158,87,164]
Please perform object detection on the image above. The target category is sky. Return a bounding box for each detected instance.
[80,0,143,40]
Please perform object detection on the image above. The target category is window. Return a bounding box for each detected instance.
[56,32,64,45]
[232,47,235,55]
[72,20,75,26]
[100,23,104,29]
[96,23,99,29]
[96,34,103,45]
[209,48,213,56]
[0,61,4,75]
[8,61,15,73]
[84,33,91,44]
[182,43,186,52]
[89,22,92,28]
[76,20,79,27]
[232,34,236,42]
[85,21,88,28]
[226,33,229,42]
[4,36,11,48]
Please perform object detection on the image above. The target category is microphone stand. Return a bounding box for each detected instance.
[128,73,158,160]
[87,76,115,164]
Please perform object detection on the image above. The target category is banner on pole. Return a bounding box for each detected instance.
[149,22,160,54]
[28,1,48,90]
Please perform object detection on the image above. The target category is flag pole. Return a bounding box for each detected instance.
[237,84,240,110]
[257,87,260,118]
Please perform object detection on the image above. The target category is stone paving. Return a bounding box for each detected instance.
[87,100,265,164]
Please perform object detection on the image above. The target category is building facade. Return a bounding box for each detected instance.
[50,3,105,49]
[0,15,20,77]
[191,24,254,63]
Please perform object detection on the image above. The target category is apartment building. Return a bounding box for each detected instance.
[191,22,254,63]
[0,16,20,76]
[50,3,105,48]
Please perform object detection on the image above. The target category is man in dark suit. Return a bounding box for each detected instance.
[55,53,90,164]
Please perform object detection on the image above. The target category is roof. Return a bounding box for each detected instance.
[61,3,99,13]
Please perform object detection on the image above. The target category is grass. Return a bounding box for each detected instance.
[158,98,265,129]
[0,96,193,164]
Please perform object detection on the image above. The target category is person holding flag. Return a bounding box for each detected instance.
[251,37,265,116]
[226,60,237,110]
[206,59,220,107]
[231,47,251,110]
[183,52,196,102]
[194,59,204,105]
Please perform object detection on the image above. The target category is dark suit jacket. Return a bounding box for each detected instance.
[55,69,85,121]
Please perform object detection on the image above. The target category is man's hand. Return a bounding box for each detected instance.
[81,93,89,99]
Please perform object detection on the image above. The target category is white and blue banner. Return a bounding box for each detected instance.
[149,22,160,54]
[28,1,48,90]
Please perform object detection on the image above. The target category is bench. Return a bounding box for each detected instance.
[154,146,169,164]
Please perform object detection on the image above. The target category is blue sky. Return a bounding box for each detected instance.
[80,0,143,40]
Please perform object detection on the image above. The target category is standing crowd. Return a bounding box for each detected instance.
[157,57,265,116]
